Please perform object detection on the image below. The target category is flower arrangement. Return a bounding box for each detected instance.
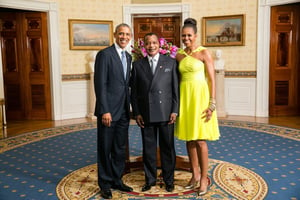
[131,38,178,61]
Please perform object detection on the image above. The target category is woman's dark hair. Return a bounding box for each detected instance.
[183,18,197,33]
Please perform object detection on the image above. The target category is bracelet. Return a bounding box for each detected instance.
[208,98,216,112]
[210,97,216,104]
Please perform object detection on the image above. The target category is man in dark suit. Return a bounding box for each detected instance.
[130,32,179,192]
[94,23,133,199]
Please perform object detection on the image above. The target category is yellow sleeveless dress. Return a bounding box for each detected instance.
[175,46,220,141]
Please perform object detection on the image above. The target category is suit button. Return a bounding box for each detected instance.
[159,91,162,94]
[160,101,162,103]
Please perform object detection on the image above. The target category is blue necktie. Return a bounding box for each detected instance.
[121,51,127,79]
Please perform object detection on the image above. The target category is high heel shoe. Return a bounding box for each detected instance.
[184,180,199,189]
[197,178,209,196]
[197,188,207,196]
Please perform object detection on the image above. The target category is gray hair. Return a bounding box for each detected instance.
[114,23,132,33]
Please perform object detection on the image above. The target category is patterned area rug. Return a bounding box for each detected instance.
[0,120,299,200]
[56,160,267,200]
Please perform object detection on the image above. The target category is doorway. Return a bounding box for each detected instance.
[0,9,52,120]
[133,15,181,47]
[269,3,300,116]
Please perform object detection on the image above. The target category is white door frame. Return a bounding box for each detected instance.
[0,0,62,120]
[256,0,300,117]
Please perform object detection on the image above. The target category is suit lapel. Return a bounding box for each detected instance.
[155,55,164,74]
[125,51,131,82]
[140,57,153,79]
[147,55,165,88]
[111,44,128,82]
[153,55,168,76]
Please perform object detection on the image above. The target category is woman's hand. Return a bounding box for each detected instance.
[202,108,212,122]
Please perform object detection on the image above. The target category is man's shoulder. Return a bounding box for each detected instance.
[160,54,173,60]
[133,57,147,65]
[96,46,117,60]
[160,54,176,64]
[98,44,115,54]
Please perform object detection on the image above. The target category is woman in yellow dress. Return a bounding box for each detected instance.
[175,18,220,196]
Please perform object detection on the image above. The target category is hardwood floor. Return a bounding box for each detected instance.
[1,115,300,140]
[220,115,300,129]
[0,118,94,139]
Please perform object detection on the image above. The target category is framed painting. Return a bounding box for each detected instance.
[202,14,245,46]
[68,19,113,50]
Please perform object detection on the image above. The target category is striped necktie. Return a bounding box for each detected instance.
[150,59,155,74]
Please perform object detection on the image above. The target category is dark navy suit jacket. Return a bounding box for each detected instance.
[94,44,131,120]
[130,54,179,123]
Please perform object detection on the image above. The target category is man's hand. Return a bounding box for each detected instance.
[102,113,112,127]
[168,113,177,124]
[136,115,144,128]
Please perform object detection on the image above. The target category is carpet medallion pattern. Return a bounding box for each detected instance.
[0,120,299,200]
[213,162,268,200]
[56,159,267,200]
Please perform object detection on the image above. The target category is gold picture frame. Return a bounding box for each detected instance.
[68,19,113,50]
[202,14,245,46]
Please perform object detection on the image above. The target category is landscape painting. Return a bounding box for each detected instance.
[202,15,245,46]
[69,19,113,50]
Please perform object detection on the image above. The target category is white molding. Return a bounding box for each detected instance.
[62,81,89,119]
[47,3,63,120]
[263,0,300,6]
[0,0,50,11]
[123,3,190,25]
[256,0,300,117]
[256,4,271,117]
[123,3,190,15]
[225,78,256,116]
[0,0,62,120]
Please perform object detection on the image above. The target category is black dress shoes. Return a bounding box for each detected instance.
[141,183,156,192]
[166,184,174,192]
[100,189,112,199]
[111,183,133,192]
